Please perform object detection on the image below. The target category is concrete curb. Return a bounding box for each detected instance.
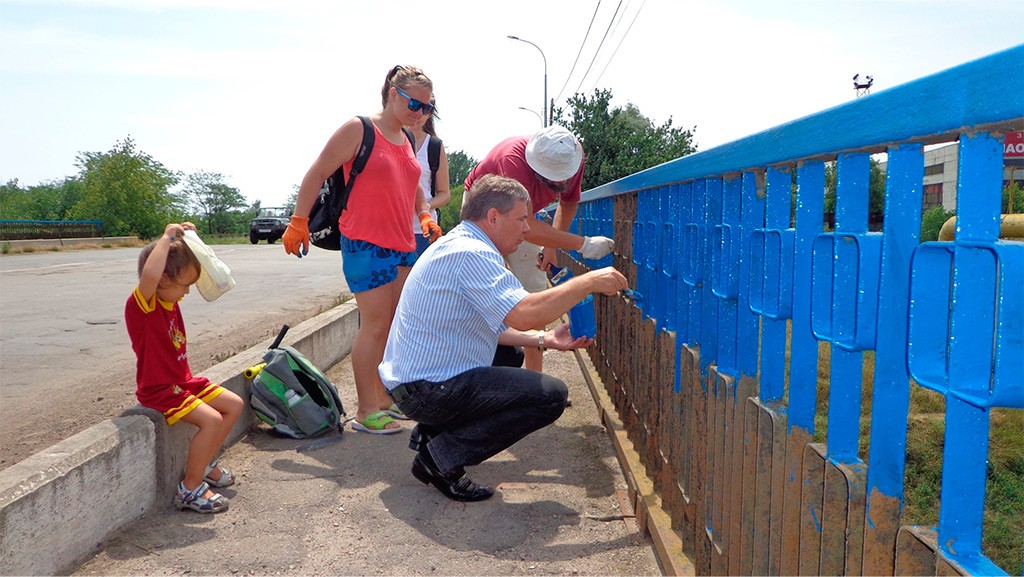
[0,302,359,576]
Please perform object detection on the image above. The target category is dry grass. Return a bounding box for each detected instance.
[1,238,144,254]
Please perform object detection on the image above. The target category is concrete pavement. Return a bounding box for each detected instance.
[1,301,691,576]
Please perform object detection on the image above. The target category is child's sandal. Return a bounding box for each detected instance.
[203,459,236,488]
[174,481,229,514]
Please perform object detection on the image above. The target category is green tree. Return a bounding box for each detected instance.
[180,170,247,234]
[1003,181,1023,213]
[438,184,464,232]
[233,202,260,234]
[0,179,30,219]
[446,149,477,190]
[552,88,697,190]
[53,178,86,220]
[22,182,63,220]
[286,187,298,214]
[69,137,178,238]
[921,205,954,242]
[823,160,886,222]
[1,177,85,225]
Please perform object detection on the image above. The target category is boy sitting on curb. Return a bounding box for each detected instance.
[124,222,243,513]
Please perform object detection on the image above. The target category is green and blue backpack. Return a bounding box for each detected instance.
[249,325,345,439]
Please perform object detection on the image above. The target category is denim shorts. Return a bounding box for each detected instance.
[414,234,431,256]
[340,235,417,293]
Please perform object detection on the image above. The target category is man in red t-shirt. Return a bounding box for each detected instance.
[465,125,615,371]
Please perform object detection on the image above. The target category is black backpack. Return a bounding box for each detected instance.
[426,136,442,200]
[308,116,415,251]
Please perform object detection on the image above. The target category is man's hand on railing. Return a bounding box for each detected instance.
[580,236,615,259]
[581,266,627,295]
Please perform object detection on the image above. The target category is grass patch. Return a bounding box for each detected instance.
[0,234,244,255]
[984,409,1024,574]
[203,234,252,245]
[901,407,1023,575]
[0,237,145,255]
[802,329,1022,573]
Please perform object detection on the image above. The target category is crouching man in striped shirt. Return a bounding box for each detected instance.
[378,174,627,502]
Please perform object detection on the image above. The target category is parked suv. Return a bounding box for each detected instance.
[249,206,291,244]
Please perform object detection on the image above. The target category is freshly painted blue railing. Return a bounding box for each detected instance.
[564,44,1023,576]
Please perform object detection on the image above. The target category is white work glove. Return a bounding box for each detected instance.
[580,236,615,259]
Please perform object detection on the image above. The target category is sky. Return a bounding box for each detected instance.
[2,0,1022,208]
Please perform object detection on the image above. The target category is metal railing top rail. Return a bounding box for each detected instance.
[581,43,1024,202]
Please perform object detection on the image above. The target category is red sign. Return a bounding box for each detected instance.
[1006,131,1024,158]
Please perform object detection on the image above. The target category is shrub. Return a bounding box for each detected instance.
[920,205,954,242]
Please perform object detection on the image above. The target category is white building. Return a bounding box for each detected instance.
[877,132,1024,213]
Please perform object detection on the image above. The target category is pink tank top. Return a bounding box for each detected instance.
[338,121,421,252]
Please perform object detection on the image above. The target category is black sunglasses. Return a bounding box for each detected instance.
[394,86,435,116]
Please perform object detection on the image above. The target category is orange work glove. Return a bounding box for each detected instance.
[419,211,442,243]
[282,215,310,258]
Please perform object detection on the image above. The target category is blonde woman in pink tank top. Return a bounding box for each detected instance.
[283,65,442,435]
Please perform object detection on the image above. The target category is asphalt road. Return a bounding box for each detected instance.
[0,242,350,470]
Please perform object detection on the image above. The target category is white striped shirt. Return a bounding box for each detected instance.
[378,221,530,388]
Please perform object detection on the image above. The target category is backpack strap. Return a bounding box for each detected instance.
[333,116,375,213]
[332,121,412,213]
[349,116,376,179]
[427,136,442,198]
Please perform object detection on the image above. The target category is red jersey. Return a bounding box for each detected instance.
[464,136,584,212]
[125,287,215,423]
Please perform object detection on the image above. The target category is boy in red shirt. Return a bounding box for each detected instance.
[125,222,243,513]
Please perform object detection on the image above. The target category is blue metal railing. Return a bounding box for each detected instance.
[565,44,1023,576]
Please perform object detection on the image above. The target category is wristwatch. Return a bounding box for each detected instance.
[537,331,546,350]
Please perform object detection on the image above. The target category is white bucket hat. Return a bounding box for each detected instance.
[525,125,583,182]
[181,230,235,302]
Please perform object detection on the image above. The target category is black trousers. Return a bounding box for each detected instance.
[491,344,524,368]
[392,366,568,474]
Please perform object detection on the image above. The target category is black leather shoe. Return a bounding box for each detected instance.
[408,425,427,451]
[411,451,494,502]
[408,424,442,451]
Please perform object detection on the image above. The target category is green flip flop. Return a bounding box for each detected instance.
[351,410,402,435]
[384,403,410,420]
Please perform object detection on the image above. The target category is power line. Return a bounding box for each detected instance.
[572,0,624,97]
[554,0,603,104]
[589,0,645,91]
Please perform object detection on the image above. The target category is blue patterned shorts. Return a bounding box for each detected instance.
[340,235,418,293]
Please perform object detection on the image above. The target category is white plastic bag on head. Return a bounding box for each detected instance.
[181,230,235,301]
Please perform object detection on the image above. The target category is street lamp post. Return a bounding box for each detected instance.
[507,35,547,127]
[517,107,543,127]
